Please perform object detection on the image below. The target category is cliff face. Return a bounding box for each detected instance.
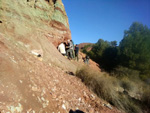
[0,0,71,46]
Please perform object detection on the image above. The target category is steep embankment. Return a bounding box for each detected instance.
[0,0,121,112]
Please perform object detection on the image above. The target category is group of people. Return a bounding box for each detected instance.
[58,39,90,64]
[57,40,79,61]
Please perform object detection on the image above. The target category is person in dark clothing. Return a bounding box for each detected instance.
[84,55,90,64]
[75,44,79,61]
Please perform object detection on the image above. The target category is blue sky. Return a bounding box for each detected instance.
[62,0,150,45]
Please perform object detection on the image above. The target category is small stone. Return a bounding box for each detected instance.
[41,97,45,101]
[90,94,95,100]
[49,63,52,66]
[19,80,23,83]
[32,86,38,91]
[104,103,112,109]
[62,104,66,110]
[78,98,81,102]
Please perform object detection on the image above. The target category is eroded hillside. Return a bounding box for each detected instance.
[0,0,122,112]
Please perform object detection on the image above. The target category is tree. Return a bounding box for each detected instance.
[85,39,119,71]
[119,22,150,75]
[92,39,110,57]
[101,46,119,71]
[110,41,117,47]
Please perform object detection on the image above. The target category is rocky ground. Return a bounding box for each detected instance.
[0,58,122,113]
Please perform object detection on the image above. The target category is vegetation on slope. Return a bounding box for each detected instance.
[76,66,150,113]
[82,22,150,82]
[79,22,150,112]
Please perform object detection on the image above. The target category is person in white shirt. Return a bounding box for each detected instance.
[58,42,66,56]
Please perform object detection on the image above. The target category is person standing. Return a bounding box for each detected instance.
[66,40,74,59]
[70,40,75,59]
[84,55,90,64]
[75,44,79,61]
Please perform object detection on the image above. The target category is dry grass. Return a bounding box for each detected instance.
[141,86,150,111]
[119,77,135,91]
[76,66,145,113]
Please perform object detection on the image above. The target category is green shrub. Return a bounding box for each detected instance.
[140,74,150,84]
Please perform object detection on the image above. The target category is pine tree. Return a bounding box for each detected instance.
[119,22,150,75]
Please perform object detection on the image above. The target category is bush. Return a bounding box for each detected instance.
[141,86,150,111]
[111,66,140,79]
[76,66,142,113]
[119,77,134,91]
[76,66,117,101]
[140,74,150,84]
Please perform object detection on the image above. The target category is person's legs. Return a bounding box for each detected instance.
[87,59,89,64]
[76,54,79,61]
[66,49,72,59]
[66,49,70,58]
[72,49,75,59]
[84,59,87,64]
[70,50,73,59]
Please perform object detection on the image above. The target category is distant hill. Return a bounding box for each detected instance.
[78,43,94,49]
